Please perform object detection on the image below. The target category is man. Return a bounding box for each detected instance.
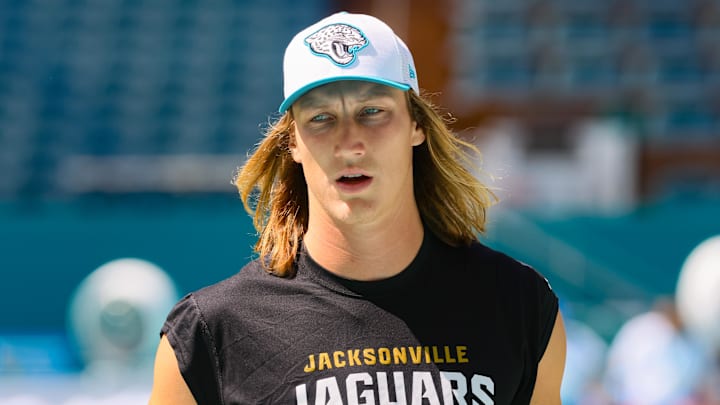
[149,12,565,405]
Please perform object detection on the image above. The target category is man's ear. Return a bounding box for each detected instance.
[288,126,302,163]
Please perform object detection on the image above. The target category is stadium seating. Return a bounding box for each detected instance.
[0,0,329,197]
[450,0,720,138]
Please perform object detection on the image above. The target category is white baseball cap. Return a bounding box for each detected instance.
[279,12,419,113]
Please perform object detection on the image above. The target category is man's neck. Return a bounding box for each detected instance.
[303,213,425,281]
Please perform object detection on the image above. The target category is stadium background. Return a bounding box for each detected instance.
[1,0,719,403]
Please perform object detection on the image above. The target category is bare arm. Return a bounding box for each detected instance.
[148,335,198,405]
[530,311,567,405]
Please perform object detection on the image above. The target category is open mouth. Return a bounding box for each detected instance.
[337,174,371,185]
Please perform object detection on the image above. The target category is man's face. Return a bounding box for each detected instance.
[289,81,425,228]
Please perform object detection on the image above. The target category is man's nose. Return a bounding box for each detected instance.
[335,118,366,158]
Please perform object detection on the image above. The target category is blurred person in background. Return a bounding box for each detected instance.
[604,298,717,405]
[149,12,566,404]
[559,307,609,405]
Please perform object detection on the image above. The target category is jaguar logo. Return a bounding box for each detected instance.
[305,23,368,66]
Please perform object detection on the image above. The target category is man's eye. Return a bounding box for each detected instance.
[362,107,381,116]
[310,114,332,122]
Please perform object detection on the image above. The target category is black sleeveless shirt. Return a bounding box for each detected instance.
[161,231,558,404]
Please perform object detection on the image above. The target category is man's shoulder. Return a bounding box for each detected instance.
[194,259,266,294]
[189,259,298,315]
[461,240,532,270]
[462,241,549,288]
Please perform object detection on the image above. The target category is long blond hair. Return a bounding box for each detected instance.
[234,90,496,276]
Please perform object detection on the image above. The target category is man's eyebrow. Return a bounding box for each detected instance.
[294,95,325,110]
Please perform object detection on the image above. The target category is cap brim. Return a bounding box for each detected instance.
[279,77,412,113]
